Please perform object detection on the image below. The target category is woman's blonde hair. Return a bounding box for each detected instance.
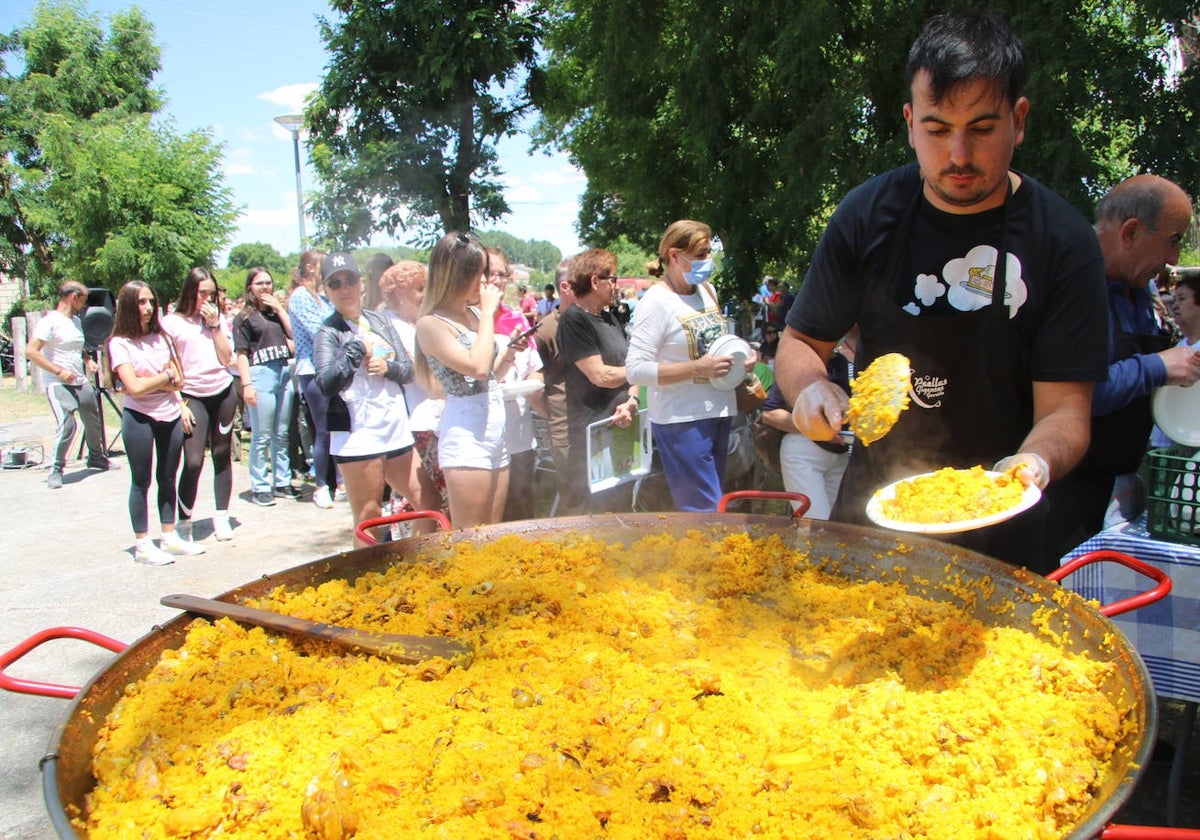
[646,219,712,278]
[415,231,489,385]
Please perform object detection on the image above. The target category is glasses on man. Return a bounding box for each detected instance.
[326,275,361,291]
[596,274,617,282]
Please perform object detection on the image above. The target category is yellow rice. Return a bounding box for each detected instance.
[881,465,1027,524]
[79,531,1129,839]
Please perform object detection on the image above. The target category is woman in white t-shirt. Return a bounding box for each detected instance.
[162,268,236,544]
[1153,272,1200,447]
[108,281,198,565]
[314,253,416,547]
[487,247,545,522]
[380,260,447,522]
[625,219,747,512]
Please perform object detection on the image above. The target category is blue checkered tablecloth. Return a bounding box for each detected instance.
[1061,515,1200,703]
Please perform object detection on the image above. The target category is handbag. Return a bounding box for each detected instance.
[735,371,768,413]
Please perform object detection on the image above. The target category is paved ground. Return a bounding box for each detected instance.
[2,412,1199,836]
[0,414,354,839]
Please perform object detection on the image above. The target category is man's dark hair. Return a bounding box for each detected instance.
[905,11,1028,106]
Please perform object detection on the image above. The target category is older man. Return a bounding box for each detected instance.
[26,281,111,488]
[1042,174,1200,560]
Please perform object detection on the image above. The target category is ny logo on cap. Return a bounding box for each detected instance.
[331,255,346,267]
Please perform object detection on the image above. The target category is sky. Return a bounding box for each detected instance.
[0,0,588,262]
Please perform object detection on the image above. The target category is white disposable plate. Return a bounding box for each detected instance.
[501,379,544,400]
[865,469,1042,534]
[706,334,751,390]
[1153,384,1200,446]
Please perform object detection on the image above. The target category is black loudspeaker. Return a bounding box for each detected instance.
[81,288,116,351]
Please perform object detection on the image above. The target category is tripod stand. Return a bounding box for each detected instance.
[76,348,123,459]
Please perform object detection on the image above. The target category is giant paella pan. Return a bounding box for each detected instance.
[1,505,1183,838]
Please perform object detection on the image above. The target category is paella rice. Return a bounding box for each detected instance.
[880,465,1027,524]
[79,531,1131,839]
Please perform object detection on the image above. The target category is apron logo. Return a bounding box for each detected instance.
[910,374,946,409]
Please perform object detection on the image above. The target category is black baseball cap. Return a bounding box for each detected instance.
[321,252,361,284]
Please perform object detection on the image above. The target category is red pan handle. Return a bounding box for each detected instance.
[1047,549,1172,617]
[718,490,811,518]
[355,509,452,546]
[1103,826,1200,838]
[0,627,127,699]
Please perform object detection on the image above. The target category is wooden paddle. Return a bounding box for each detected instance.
[161,593,472,665]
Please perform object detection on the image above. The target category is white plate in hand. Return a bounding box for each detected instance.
[1153,384,1200,446]
[865,470,1042,534]
[705,334,751,390]
[501,380,544,400]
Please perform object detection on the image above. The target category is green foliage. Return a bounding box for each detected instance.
[477,230,562,272]
[308,1,544,247]
[0,0,235,302]
[536,0,1200,294]
[227,242,291,280]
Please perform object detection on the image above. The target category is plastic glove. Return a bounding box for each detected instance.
[994,452,1050,490]
[791,380,848,442]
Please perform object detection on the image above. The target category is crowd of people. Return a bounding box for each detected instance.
[23,10,1200,575]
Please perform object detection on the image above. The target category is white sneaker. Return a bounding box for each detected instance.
[133,539,175,566]
[312,486,334,509]
[176,519,194,543]
[212,513,233,541]
[162,531,205,556]
[333,487,347,503]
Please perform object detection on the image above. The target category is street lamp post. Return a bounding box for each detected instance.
[274,114,306,250]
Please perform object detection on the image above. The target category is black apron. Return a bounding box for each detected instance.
[831,178,1047,569]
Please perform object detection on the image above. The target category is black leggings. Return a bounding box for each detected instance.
[297,372,337,493]
[177,383,237,519]
[122,408,183,534]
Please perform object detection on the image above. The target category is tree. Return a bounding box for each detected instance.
[536,0,1200,296]
[0,0,235,299]
[477,229,562,271]
[228,242,291,281]
[307,1,544,248]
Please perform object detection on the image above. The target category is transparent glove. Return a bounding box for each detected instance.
[994,452,1050,490]
[791,380,847,442]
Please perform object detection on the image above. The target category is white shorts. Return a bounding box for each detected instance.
[437,389,509,470]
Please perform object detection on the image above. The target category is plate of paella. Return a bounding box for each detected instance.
[866,465,1042,534]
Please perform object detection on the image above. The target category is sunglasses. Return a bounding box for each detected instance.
[326,275,361,291]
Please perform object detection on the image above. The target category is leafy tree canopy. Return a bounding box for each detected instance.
[0,0,235,300]
[227,242,291,281]
[536,0,1200,298]
[308,0,543,248]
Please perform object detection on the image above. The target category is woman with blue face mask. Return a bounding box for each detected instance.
[625,219,747,511]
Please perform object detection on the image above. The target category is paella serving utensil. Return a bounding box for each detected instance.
[845,352,911,445]
[161,593,472,665]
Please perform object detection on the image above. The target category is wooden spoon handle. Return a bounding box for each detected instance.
[161,593,471,664]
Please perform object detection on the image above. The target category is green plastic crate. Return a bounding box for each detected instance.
[1146,444,1200,547]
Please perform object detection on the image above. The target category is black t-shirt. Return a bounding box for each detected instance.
[787,163,1109,384]
[557,304,630,438]
[233,309,292,367]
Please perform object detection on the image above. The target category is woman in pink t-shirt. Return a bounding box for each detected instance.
[108,280,199,565]
[163,267,237,544]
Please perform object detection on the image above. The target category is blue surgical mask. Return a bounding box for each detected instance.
[684,257,714,285]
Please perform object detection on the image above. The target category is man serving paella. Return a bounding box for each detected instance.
[776,11,1109,573]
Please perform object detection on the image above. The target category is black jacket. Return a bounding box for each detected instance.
[313,309,413,433]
